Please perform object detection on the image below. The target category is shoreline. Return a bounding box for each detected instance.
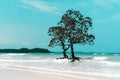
[0,67,120,80]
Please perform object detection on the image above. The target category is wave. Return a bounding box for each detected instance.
[114,54,120,56]
[93,53,106,56]
[53,59,69,63]
[0,59,47,62]
[0,53,27,56]
[100,61,120,66]
[93,57,108,61]
[5,53,26,56]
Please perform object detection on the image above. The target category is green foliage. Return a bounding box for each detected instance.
[0,48,51,53]
[58,9,95,45]
[48,9,95,59]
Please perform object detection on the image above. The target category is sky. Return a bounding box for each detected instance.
[0,0,120,52]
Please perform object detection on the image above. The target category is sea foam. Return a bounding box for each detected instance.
[93,56,107,61]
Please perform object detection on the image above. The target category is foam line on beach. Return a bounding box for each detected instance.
[1,67,95,80]
[1,64,120,80]
[0,59,46,62]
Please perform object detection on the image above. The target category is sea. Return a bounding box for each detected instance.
[0,52,120,78]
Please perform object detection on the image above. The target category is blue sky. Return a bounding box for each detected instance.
[0,0,120,52]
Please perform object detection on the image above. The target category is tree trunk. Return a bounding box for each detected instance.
[63,50,68,58]
[69,35,75,59]
[70,43,75,58]
[61,40,68,58]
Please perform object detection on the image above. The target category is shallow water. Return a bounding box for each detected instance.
[0,52,120,78]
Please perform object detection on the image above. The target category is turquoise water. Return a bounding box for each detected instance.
[0,52,119,77]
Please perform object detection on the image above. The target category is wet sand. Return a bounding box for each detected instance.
[0,67,119,80]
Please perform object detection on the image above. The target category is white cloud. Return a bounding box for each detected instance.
[93,0,120,9]
[94,0,110,9]
[20,4,32,10]
[20,0,61,15]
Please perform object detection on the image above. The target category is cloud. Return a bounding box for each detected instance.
[93,0,120,9]
[77,0,120,9]
[20,0,61,15]
[93,0,110,9]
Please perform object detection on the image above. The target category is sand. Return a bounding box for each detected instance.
[0,67,120,80]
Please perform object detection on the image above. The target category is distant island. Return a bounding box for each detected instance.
[0,48,51,53]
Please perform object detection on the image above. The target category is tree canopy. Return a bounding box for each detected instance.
[48,9,95,61]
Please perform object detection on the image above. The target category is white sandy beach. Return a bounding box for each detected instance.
[0,67,120,80]
[0,53,120,80]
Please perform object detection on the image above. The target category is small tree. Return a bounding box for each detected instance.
[58,9,95,60]
[48,9,95,61]
[48,26,70,58]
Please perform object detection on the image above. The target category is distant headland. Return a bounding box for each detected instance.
[0,48,51,53]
